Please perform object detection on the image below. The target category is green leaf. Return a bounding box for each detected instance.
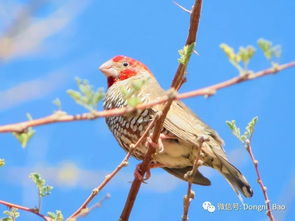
[243,116,258,140]
[226,120,243,142]
[53,98,62,110]
[0,218,13,221]
[120,79,147,107]
[0,159,5,167]
[93,88,105,104]
[220,43,244,73]
[238,46,256,66]
[120,87,129,98]
[67,90,82,101]
[131,79,145,91]
[1,208,20,221]
[127,97,141,107]
[220,43,256,74]
[220,43,236,61]
[257,38,271,54]
[178,43,195,65]
[226,117,259,144]
[257,38,282,60]
[67,78,104,111]
[26,113,33,121]
[13,127,35,148]
[47,210,64,221]
[272,45,282,58]
[29,173,53,197]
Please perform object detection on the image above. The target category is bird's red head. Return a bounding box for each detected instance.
[99,55,153,88]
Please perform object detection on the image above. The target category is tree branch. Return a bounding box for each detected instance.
[178,61,295,99]
[182,137,207,221]
[119,91,176,221]
[68,194,111,220]
[120,1,202,220]
[0,60,294,134]
[0,200,50,221]
[171,0,202,90]
[245,140,274,221]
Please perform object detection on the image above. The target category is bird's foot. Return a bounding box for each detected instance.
[146,135,165,153]
[159,133,178,140]
[134,162,163,183]
[145,133,178,153]
[134,164,150,183]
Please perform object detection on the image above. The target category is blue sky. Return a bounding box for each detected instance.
[0,0,295,220]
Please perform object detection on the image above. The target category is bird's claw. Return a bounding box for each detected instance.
[146,136,164,153]
[134,164,151,183]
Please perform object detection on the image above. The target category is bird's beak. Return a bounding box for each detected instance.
[99,60,119,77]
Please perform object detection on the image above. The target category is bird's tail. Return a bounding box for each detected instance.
[163,156,253,200]
[216,155,253,200]
[163,166,211,186]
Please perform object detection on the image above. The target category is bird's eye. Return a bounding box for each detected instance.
[123,62,129,67]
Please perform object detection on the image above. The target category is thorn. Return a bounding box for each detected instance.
[174,1,192,14]
[193,49,200,56]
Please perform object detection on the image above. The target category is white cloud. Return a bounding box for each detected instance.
[0,0,90,60]
[0,71,67,111]
[1,149,250,198]
[0,1,22,30]
[3,161,180,193]
[2,150,247,194]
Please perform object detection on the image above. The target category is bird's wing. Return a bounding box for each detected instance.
[138,76,227,159]
[163,100,227,159]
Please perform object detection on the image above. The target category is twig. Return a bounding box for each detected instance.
[88,194,111,211]
[120,1,203,220]
[178,61,295,99]
[67,115,159,220]
[0,200,50,221]
[70,194,111,220]
[245,139,274,221]
[0,61,294,134]
[182,137,207,221]
[182,183,193,221]
[172,0,202,90]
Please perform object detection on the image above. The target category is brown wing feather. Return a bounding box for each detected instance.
[132,76,253,198]
[164,100,227,159]
[139,76,226,159]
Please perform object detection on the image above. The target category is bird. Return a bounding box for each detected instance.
[99,55,253,199]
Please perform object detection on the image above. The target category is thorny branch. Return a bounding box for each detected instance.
[0,200,50,221]
[245,140,274,221]
[120,0,202,220]
[171,0,202,90]
[0,61,294,134]
[182,137,207,221]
